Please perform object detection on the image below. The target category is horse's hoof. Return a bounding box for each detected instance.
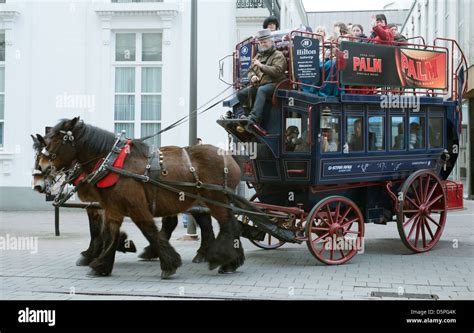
[192,253,207,263]
[76,254,91,267]
[86,268,110,277]
[208,262,220,271]
[161,269,177,279]
[138,246,158,261]
[218,266,237,274]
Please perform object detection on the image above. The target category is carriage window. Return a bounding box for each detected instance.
[409,116,425,149]
[391,116,405,150]
[347,116,364,152]
[320,115,340,152]
[284,112,310,152]
[429,117,443,148]
[368,116,384,151]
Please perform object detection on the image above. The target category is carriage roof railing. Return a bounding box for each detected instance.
[233,31,468,102]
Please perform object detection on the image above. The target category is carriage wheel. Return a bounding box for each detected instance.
[305,196,364,265]
[248,194,286,250]
[397,170,447,253]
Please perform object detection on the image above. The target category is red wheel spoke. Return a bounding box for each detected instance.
[312,232,329,243]
[423,175,431,203]
[420,218,427,248]
[403,212,419,227]
[344,230,360,235]
[267,234,271,246]
[341,217,358,228]
[425,182,438,204]
[426,194,444,209]
[312,227,330,232]
[326,204,334,224]
[339,249,346,259]
[406,215,419,239]
[339,206,352,224]
[334,202,341,224]
[425,214,441,228]
[330,247,334,261]
[423,216,435,239]
[406,195,420,209]
[317,242,326,255]
[403,209,420,213]
[410,183,422,205]
[418,177,424,202]
[414,217,421,248]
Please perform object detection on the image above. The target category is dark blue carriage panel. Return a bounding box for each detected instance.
[317,154,442,185]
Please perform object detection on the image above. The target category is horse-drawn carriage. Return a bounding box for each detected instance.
[217,31,468,264]
[32,31,467,279]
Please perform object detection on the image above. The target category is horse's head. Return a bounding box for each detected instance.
[31,133,55,193]
[40,117,81,172]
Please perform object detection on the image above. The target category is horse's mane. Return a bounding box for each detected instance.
[47,119,150,158]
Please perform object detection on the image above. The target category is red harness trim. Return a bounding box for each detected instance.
[73,139,132,188]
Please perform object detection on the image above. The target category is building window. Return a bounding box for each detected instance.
[114,32,162,148]
[0,32,5,148]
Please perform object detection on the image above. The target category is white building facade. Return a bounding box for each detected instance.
[0,0,307,210]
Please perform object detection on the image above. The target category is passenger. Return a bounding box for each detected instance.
[393,122,404,149]
[263,15,280,32]
[351,24,367,40]
[387,24,398,35]
[394,33,408,45]
[321,128,338,152]
[236,29,288,125]
[285,126,304,152]
[409,122,422,149]
[330,22,350,42]
[315,25,327,40]
[318,45,339,97]
[295,129,310,152]
[369,14,394,45]
[349,119,363,151]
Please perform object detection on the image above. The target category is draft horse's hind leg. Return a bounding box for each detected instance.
[192,212,215,263]
[131,210,182,279]
[205,204,244,272]
[138,215,178,260]
[88,211,124,277]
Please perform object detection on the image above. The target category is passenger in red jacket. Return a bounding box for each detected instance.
[369,14,394,45]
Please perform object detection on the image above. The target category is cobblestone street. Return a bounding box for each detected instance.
[1,201,473,300]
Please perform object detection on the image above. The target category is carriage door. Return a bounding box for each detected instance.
[281,107,311,182]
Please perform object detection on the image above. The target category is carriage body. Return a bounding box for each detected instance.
[217,32,467,261]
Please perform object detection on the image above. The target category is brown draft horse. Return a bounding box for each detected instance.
[32,134,215,266]
[37,117,243,278]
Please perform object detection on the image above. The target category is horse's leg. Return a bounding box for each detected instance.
[205,204,241,271]
[131,211,182,279]
[138,215,178,260]
[77,209,136,266]
[191,212,215,263]
[217,215,245,274]
[76,208,103,266]
[88,212,123,277]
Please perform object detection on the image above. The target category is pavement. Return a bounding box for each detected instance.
[0,200,473,300]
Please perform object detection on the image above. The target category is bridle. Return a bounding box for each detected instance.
[41,130,75,161]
